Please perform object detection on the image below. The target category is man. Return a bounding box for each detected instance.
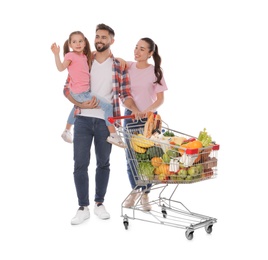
[64,23,140,225]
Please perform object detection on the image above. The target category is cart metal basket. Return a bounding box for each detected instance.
[109,115,220,240]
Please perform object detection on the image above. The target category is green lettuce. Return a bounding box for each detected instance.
[137,162,155,180]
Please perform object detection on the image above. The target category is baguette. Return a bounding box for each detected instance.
[153,114,162,134]
[143,112,155,138]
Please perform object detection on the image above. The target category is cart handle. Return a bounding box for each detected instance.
[108,115,135,124]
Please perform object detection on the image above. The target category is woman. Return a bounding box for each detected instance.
[123,37,168,210]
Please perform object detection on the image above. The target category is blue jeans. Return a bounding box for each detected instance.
[124,109,152,192]
[73,116,112,206]
[71,91,113,126]
[67,106,76,125]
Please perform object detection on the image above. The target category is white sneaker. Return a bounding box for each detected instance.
[61,129,73,143]
[141,193,152,211]
[123,190,140,208]
[107,135,127,148]
[71,206,90,225]
[94,204,110,219]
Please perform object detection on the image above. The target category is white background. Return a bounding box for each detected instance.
[1,0,267,259]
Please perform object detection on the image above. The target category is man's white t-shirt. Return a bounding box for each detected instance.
[80,58,113,119]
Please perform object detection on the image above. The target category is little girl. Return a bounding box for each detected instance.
[51,31,126,148]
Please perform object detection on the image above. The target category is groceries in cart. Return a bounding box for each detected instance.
[127,114,219,184]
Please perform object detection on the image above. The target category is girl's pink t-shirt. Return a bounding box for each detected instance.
[127,62,168,112]
[64,52,90,94]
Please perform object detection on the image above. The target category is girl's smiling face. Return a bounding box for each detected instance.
[69,34,86,53]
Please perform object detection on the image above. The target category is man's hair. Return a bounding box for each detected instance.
[96,23,115,37]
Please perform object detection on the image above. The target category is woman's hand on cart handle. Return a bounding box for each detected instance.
[131,109,147,121]
[133,111,151,120]
[108,111,148,124]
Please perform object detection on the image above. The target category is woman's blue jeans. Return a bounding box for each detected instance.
[124,109,152,192]
[73,116,112,206]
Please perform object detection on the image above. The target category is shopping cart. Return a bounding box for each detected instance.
[109,115,220,240]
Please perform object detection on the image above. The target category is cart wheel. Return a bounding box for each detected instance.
[205,224,213,234]
[123,215,129,230]
[161,204,167,218]
[123,220,129,230]
[185,230,194,240]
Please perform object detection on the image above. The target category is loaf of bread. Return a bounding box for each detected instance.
[143,113,162,138]
[143,112,155,138]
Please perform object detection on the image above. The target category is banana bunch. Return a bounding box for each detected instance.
[131,134,154,153]
[131,140,147,153]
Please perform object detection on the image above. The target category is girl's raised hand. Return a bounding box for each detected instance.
[51,43,60,55]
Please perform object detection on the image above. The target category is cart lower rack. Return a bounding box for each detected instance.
[110,116,220,240]
[121,183,217,240]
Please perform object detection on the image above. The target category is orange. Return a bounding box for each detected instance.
[187,140,203,149]
[151,157,163,167]
[179,140,203,163]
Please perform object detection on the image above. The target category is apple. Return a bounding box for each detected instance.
[187,166,198,176]
[185,175,193,182]
[177,176,185,182]
[195,164,204,174]
[162,153,171,163]
[169,174,178,182]
[158,173,168,182]
[178,168,187,179]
